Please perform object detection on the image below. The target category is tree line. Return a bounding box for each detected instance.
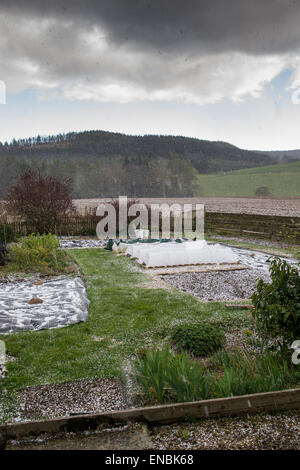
[0,130,275,198]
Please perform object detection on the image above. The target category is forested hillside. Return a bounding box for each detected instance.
[260,149,300,162]
[0,130,274,198]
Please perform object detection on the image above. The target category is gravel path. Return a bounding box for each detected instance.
[162,269,270,301]
[151,410,300,449]
[161,246,299,301]
[18,379,127,420]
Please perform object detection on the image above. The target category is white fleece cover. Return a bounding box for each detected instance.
[126,240,239,267]
[0,276,90,335]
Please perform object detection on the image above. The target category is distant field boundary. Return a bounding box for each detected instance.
[73,197,300,218]
[205,212,300,244]
[2,211,300,243]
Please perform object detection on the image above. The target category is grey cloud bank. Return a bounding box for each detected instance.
[2,1,300,55]
[1,1,300,105]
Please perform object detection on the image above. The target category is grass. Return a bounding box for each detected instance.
[196,161,300,197]
[1,249,251,394]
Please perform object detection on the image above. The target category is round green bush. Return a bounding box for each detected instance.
[171,323,226,357]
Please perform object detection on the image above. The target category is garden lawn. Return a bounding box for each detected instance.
[1,249,251,391]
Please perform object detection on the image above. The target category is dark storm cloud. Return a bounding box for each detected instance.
[0,1,299,104]
[2,0,300,56]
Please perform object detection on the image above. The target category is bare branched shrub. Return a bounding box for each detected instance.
[5,170,74,233]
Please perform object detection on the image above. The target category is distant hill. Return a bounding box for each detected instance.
[0,130,276,198]
[196,161,300,197]
[257,149,300,162]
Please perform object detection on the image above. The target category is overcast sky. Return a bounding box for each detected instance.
[1,0,300,149]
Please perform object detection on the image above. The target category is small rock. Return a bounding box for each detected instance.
[28,298,43,305]
[34,281,44,286]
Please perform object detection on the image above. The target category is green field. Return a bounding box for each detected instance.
[196,161,300,197]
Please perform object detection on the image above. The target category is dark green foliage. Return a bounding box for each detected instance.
[255,186,271,196]
[0,224,14,243]
[171,323,225,357]
[252,259,300,345]
[0,241,7,266]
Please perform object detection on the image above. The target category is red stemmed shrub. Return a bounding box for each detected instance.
[6,170,74,233]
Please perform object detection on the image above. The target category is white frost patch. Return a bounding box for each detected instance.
[0,276,90,334]
[59,238,106,249]
[229,246,299,271]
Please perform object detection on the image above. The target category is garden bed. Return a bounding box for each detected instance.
[0,276,89,334]
[1,242,299,427]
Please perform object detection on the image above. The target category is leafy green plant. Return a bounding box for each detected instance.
[171,323,225,357]
[252,258,300,347]
[135,345,299,405]
[9,233,64,272]
[214,349,297,397]
[135,345,172,403]
[164,354,214,402]
[135,345,214,404]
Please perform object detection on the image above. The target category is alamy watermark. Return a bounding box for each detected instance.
[0,80,6,105]
[291,88,300,105]
[291,340,300,365]
[95,196,204,240]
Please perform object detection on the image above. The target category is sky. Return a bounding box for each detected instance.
[1,1,300,150]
